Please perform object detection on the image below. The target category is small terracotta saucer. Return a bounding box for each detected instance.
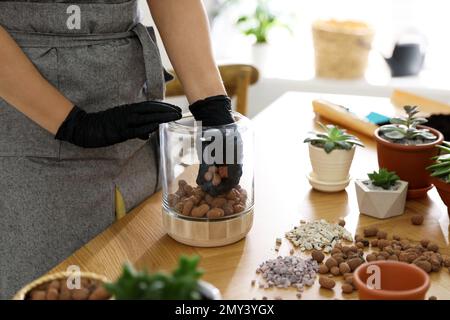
[407,185,433,199]
[353,261,430,300]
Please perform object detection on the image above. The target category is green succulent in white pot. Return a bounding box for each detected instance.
[355,168,408,219]
[304,123,364,192]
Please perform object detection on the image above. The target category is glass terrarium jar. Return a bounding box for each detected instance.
[160,112,254,247]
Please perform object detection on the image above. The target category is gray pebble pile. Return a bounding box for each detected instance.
[256,256,319,288]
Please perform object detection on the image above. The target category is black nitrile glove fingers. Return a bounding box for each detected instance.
[55,101,182,148]
[130,123,160,141]
[189,95,234,126]
[127,111,181,127]
[132,100,182,114]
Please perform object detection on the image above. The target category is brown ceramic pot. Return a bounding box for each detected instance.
[353,261,430,300]
[374,125,443,199]
[430,176,450,215]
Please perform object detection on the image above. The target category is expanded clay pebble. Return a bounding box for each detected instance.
[256,256,319,289]
[363,227,378,237]
[341,283,354,294]
[319,277,335,290]
[338,219,346,227]
[311,250,325,263]
[168,179,248,219]
[411,214,424,225]
[285,219,352,252]
[376,231,387,239]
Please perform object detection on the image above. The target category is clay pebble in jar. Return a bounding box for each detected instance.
[168,179,249,219]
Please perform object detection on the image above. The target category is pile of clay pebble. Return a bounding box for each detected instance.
[254,256,319,299]
[312,225,450,294]
[285,219,353,252]
[167,180,247,219]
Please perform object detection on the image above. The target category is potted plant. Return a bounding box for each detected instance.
[427,141,450,215]
[236,0,290,66]
[375,105,443,199]
[355,168,408,219]
[304,123,364,192]
[14,256,220,300]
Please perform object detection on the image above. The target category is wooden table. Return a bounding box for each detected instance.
[52,92,450,300]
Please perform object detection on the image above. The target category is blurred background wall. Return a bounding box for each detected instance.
[138,0,450,118]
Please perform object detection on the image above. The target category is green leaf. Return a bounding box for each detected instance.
[430,167,450,177]
[323,141,335,153]
[383,131,405,140]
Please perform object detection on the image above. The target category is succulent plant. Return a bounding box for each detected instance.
[367,168,400,190]
[105,255,204,300]
[379,105,436,141]
[427,141,450,183]
[304,123,364,153]
[236,0,291,44]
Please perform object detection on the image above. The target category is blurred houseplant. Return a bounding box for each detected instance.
[236,0,290,44]
[106,255,221,300]
[235,0,290,65]
[374,106,443,199]
[427,142,450,215]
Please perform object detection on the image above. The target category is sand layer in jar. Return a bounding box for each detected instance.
[167,179,248,219]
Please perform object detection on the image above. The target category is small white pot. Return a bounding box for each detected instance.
[355,180,408,219]
[251,43,270,69]
[307,144,355,192]
[198,280,222,300]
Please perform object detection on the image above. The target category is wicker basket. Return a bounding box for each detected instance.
[12,271,109,300]
[312,19,374,79]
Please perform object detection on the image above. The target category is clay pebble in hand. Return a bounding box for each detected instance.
[168,179,248,219]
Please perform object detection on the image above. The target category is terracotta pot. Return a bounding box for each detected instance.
[374,126,443,199]
[353,261,430,300]
[355,179,408,219]
[430,176,450,215]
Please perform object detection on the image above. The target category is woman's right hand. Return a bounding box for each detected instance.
[55,101,182,148]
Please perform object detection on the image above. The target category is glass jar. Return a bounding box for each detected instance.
[160,112,254,247]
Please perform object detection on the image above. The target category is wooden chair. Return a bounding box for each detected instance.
[165,64,259,116]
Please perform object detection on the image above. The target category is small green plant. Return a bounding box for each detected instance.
[427,141,450,183]
[379,105,436,141]
[105,255,204,300]
[236,0,290,44]
[304,123,364,153]
[367,168,400,190]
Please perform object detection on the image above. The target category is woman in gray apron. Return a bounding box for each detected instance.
[0,0,237,299]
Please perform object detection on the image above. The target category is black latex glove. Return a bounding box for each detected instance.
[189,95,243,196]
[55,101,182,148]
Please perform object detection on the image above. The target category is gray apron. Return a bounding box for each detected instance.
[0,0,167,299]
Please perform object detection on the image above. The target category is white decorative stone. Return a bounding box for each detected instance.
[355,180,408,219]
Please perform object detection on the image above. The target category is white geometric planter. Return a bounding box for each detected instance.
[355,180,408,219]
